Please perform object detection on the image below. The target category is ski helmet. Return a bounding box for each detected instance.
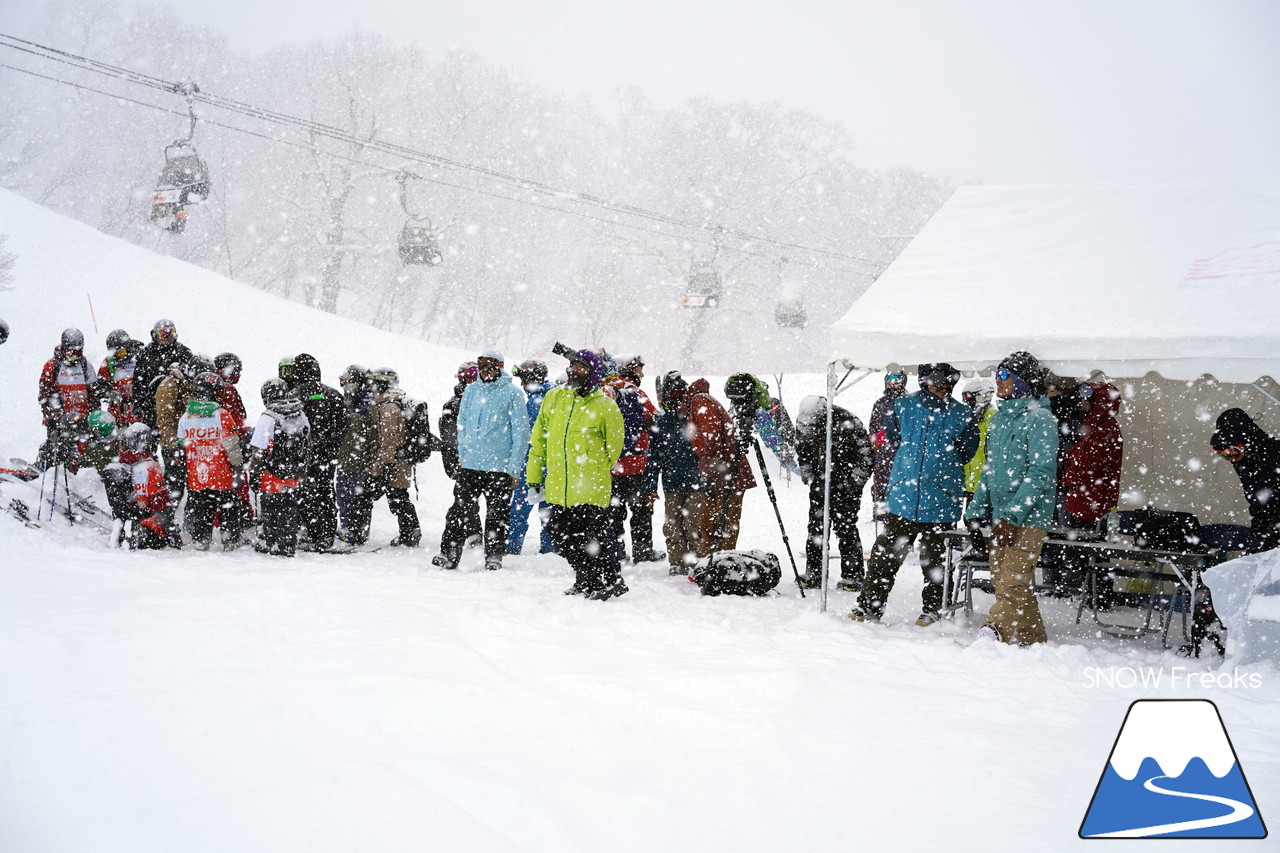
[191,371,223,402]
[369,367,399,391]
[278,356,296,383]
[121,422,153,452]
[87,409,117,438]
[884,370,907,389]
[260,377,294,407]
[456,361,478,384]
[619,354,644,382]
[151,319,177,345]
[106,329,131,351]
[962,377,996,411]
[0,317,8,345]
[339,364,369,391]
[187,354,216,378]
[215,352,242,383]
[917,363,960,391]
[513,359,548,384]
[61,327,85,350]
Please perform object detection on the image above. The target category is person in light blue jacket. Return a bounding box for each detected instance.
[442,349,531,570]
[852,363,978,626]
[966,351,1059,645]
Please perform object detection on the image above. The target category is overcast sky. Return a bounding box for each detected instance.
[3,0,1279,185]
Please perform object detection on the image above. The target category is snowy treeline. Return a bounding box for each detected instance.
[0,0,953,367]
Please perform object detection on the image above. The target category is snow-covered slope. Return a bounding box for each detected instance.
[0,192,1277,852]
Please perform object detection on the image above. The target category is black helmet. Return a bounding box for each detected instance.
[339,364,369,390]
[0,318,8,345]
[215,352,242,383]
[61,327,85,350]
[260,377,294,407]
[513,359,548,384]
[192,370,223,402]
[294,353,322,383]
[370,367,399,391]
[106,329,131,350]
[187,353,216,379]
[918,363,960,391]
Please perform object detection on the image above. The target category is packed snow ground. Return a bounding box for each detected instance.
[0,191,1276,851]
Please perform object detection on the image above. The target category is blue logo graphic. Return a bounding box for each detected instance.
[1080,700,1267,839]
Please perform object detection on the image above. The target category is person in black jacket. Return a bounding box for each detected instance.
[133,319,193,430]
[291,353,346,551]
[432,362,482,568]
[794,395,873,592]
[868,371,907,520]
[1211,408,1280,554]
[645,372,707,574]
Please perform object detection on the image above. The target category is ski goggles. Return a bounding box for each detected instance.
[1214,443,1245,462]
[995,368,1013,381]
[884,372,906,385]
[154,328,176,345]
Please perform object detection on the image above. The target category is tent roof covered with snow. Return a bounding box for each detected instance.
[830,183,1280,383]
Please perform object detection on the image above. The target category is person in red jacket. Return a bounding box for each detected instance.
[1062,382,1124,521]
[117,423,176,549]
[97,329,143,427]
[37,327,102,471]
[178,371,248,550]
[681,378,756,553]
[1049,381,1124,598]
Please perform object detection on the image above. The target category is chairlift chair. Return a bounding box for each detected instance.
[681,262,722,309]
[150,143,209,234]
[399,221,443,266]
[775,297,807,328]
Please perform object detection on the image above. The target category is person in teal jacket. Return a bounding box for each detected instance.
[527,347,628,600]
[966,351,1059,645]
[852,363,978,626]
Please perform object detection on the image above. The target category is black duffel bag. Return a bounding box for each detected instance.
[692,549,782,596]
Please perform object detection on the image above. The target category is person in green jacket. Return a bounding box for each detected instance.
[961,377,997,557]
[527,346,628,600]
[966,351,1059,645]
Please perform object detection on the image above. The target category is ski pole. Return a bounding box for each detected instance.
[752,438,805,597]
[38,466,49,522]
[63,464,75,523]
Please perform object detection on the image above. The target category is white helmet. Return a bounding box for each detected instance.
[962,377,996,410]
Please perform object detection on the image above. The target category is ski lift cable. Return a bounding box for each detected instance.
[0,48,870,272]
[0,59,868,274]
[0,34,882,268]
[0,59,793,263]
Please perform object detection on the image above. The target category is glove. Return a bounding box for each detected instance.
[991,520,1017,549]
[526,485,545,506]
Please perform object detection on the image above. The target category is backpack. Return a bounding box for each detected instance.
[265,413,310,481]
[692,550,782,596]
[397,398,437,464]
[1131,508,1205,552]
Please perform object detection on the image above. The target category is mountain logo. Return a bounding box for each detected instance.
[1080,700,1267,839]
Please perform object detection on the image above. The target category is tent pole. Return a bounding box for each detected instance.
[1251,382,1280,407]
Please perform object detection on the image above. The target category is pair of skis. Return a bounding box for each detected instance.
[1,459,116,533]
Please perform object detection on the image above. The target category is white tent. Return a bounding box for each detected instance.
[829,183,1280,526]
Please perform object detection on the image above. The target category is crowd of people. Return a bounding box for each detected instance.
[26,319,1280,639]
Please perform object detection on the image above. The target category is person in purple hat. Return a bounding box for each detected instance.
[526,344,628,600]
